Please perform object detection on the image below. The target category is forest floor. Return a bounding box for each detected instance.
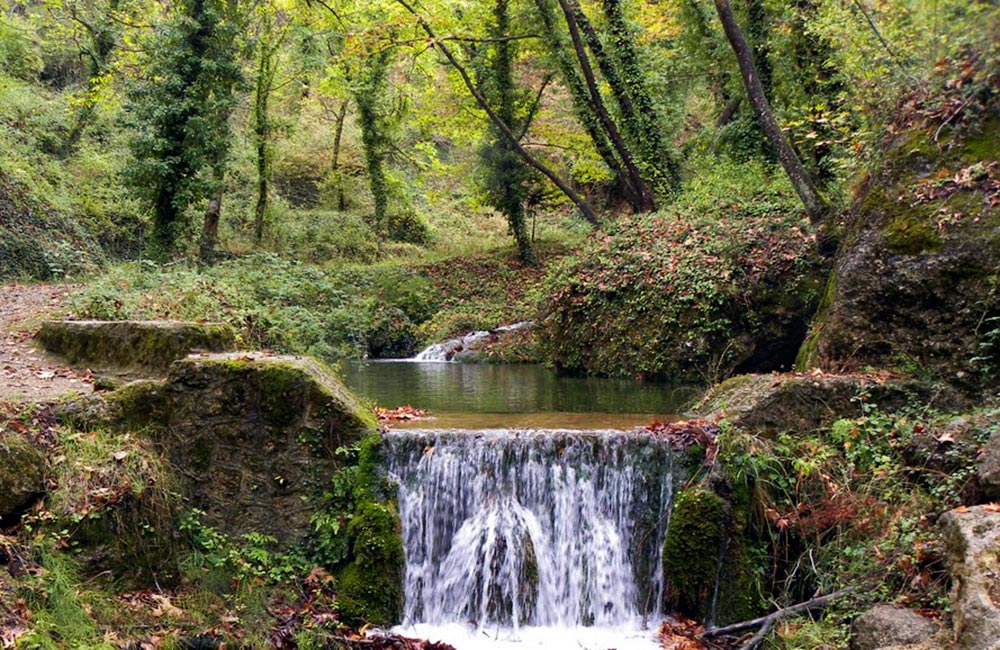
[0,283,90,400]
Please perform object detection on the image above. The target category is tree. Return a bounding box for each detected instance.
[396,0,601,226]
[477,0,539,265]
[252,3,289,244]
[124,0,241,259]
[353,46,394,242]
[713,0,828,226]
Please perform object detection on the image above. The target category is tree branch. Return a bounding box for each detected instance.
[394,0,600,226]
[701,588,855,639]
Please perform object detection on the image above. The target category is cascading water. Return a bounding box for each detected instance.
[384,428,677,648]
[413,322,533,362]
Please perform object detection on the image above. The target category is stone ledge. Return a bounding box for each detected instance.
[36,319,237,372]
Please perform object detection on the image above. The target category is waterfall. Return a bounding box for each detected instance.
[383,428,676,635]
[413,322,534,362]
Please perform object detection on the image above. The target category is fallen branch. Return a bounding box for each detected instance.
[739,617,774,650]
[701,587,855,639]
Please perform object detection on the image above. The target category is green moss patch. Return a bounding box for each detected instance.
[0,430,46,516]
[662,487,726,621]
[36,320,236,372]
[335,501,405,626]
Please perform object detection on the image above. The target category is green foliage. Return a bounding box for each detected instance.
[0,20,43,81]
[538,162,823,381]
[123,0,243,259]
[180,509,306,583]
[712,402,997,622]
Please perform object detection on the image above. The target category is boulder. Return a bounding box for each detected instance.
[36,320,236,372]
[978,428,1000,501]
[798,96,1000,396]
[698,373,961,434]
[852,604,936,650]
[0,431,46,518]
[940,505,1000,650]
[150,352,377,542]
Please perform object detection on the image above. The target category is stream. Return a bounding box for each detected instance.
[341,360,693,649]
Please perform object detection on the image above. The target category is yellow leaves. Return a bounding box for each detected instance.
[150,594,184,619]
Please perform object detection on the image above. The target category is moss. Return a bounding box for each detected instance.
[883,214,942,255]
[0,431,46,515]
[961,117,1000,163]
[36,320,236,372]
[335,501,405,626]
[662,487,726,621]
[105,380,166,430]
[255,362,310,429]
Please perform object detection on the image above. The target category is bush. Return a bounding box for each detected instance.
[537,164,826,382]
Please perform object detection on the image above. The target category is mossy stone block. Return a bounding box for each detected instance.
[154,352,377,543]
[698,373,962,434]
[36,320,237,372]
[661,487,726,621]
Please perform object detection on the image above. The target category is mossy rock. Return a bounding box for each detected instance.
[698,373,963,434]
[335,501,405,626]
[46,379,166,432]
[36,320,237,372]
[662,487,726,621]
[0,431,46,518]
[802,101,1000,396]
[150,353,377,543]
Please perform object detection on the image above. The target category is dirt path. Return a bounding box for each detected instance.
[0,283,91,401]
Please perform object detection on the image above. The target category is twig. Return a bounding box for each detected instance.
[740,617,775,650]
[701,587,855,638]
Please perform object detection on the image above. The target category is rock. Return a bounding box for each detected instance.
[852,604,937,650]
[36,319,236,372]
[698,373,962,434]
[940,505,1000,650]
[150,352,377,543]
[799,100,1000,397]
[0,431,46,518]
[978,428,1000,501]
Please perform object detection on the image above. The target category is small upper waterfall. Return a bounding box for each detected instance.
[383,428,676,636]
[413,322,533,361]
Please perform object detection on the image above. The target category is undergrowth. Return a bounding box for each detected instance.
[68,245,567,363]
[708,398,998,648]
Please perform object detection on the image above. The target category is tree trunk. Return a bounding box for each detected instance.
[396,0,601,227]
[199,165,225,263]
[331,98,349,211]
[253,35,276,244]
[555,0,656,212]
[713,0,828,225]
[199,195,222,263]
[596,0,682,192]
[532,0,636,209]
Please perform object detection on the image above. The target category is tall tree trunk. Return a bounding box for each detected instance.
[396,0,601,226]
[331,98,349,211]
[713,0,828,225]
[554,0,656,212]
[595,0,682,192]
[253,29,278,245]
[532,0,636,209]
[199,174,223,263]
[355,50,393,241]
[490,0,536,266]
